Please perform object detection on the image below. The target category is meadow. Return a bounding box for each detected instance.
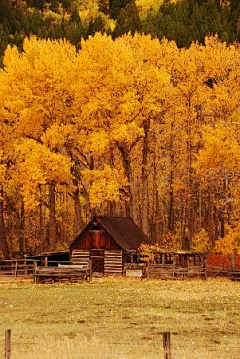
[0,278,239,359]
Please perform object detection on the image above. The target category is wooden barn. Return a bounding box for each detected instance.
[70,216,152,276]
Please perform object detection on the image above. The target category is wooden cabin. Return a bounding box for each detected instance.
[70,216,152,276]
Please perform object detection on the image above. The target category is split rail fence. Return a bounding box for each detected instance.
[34,262,92,283]
[2,329,172,359]
[0,259,239,281]
[0,259,92,283]
[0,259,36,278]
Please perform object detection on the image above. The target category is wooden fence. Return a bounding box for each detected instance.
[0,259,36,278]
[34,262,92,283]
[145,263,206,280]
[125,263,240,280]
[2,329,172,359]
[0,259,239,282]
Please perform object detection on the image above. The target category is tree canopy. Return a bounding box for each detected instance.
[0,33,240,257]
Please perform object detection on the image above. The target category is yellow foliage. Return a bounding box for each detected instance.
[1,33,240,253]
[82,130,110,157]
[138,243,157,262]
[215,224,240,255]
[194,123,240,175]
[79,1,116,31]
[1,36,77,139]
[192,229,210,252]
[112,123,144,147]
[138,232,181,261]
[82,165,129,208]
[14,139,73,210]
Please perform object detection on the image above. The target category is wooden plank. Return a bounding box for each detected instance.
[71,250,90,266]
[104,250,122,275]
[58,264,88,269]
[34,261,91,282]
[126,269,142,277]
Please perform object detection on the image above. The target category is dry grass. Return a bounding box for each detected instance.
[0,277,240,358]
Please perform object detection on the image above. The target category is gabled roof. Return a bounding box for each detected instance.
[71,216,153,250]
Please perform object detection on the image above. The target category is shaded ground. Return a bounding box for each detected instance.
[0,278,239,358]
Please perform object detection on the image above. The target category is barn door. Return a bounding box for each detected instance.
[90,250,104,274]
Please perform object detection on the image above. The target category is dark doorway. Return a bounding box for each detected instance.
[90,249,104,273]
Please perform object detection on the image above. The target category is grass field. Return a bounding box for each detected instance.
[0,278,239,359]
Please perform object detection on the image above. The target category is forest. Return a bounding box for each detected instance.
[0,0,240,65]
[0,0,240,258]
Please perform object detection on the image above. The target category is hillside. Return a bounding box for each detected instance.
[0,0,239,65]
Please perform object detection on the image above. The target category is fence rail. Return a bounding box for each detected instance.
[146,263,206,280]
[0,259,36,278]
[2,329,172,359]
[0,259,239,281]
[34,262,92,283]
[145,263,240,280]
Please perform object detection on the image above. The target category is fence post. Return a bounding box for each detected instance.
[146,261,150,280]
[24,255,28,276]
[163,332,171,359]
[33,260,37,283]
[89,260,92,282]
[14,261,18,277]
[5,329,11,359]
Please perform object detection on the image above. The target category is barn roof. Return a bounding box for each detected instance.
[71,216,153,250]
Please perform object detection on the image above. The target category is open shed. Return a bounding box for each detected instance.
[70,216,152,276]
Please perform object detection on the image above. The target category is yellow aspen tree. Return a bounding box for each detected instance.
[159,36,240,248]
[0,37,77,249]
[73,33,171,233]
[186,37,240,250]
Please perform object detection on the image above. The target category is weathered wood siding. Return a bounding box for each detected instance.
[104,250,122,275]
[71,230,121,251]
[71,250,90,266]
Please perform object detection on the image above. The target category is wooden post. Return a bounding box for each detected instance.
[230,252,236,271]
[24,255,27,276]
[44,256,48,267]
[5,329,11,359]
[163,332,171,359]
[33,260,37,283]
[89,259,92,282]
[204,254,207,280]
[146,261,150,279]
[14,261,18,277]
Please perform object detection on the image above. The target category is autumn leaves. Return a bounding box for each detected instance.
[0,33,240,253]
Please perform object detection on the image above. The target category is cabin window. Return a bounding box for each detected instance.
[92,224,101,230]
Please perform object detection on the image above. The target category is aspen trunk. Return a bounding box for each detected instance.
[0,187,9,258]
[49,181,57,249]
[168,172,174,231]
[19,202,25,254]
[73,184,83,233]
[151,158,159,242]
[168,121,175,231]
[155,189,161,243]
[39,196,45,244]
[141,119,150,236]
[71,160,83,233]
[109,147,117,217]
[117,145,137,223]
[208,194,214,249]
[184,110,195,249]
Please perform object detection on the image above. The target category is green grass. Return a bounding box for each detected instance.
[0,278,240,358]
